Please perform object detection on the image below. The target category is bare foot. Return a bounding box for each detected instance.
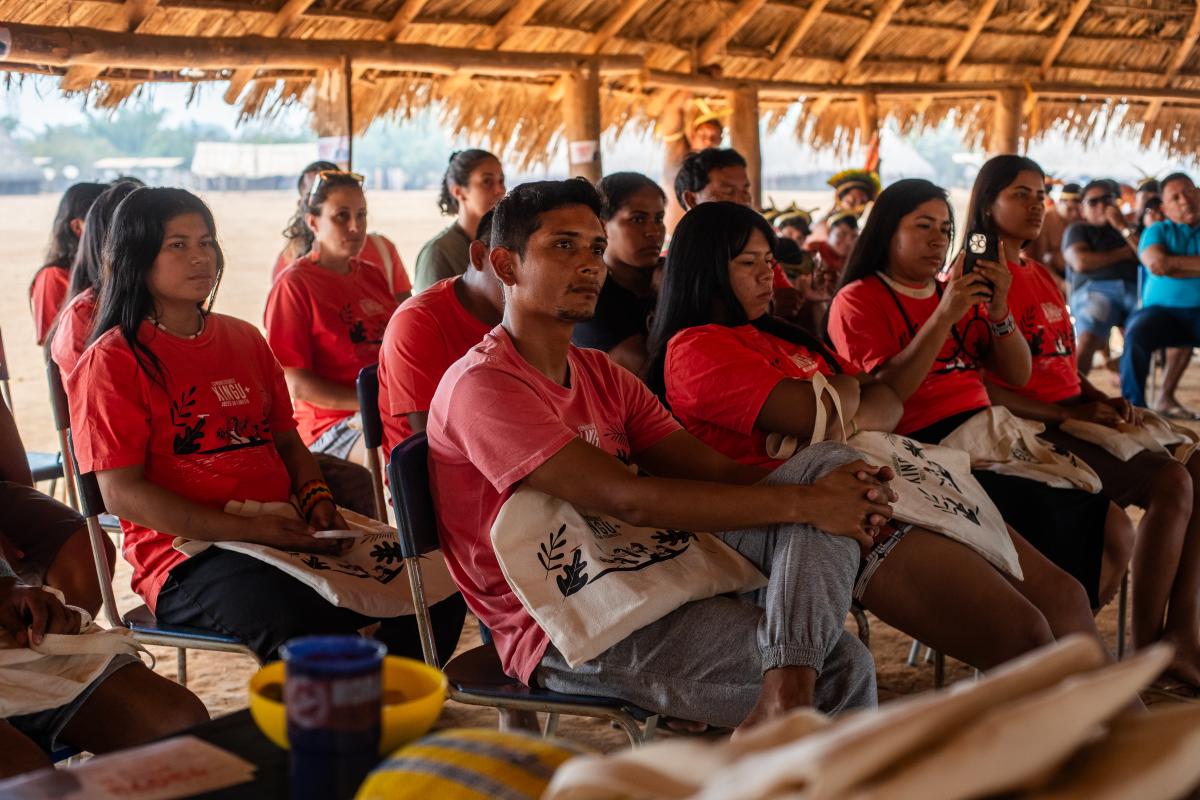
[733,666,815,740]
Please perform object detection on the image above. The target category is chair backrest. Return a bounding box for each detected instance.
[65,432,107,518]
[64,429,122,628]
[46,360,71,434]
[356,364,383,451]
[387,433,440,559]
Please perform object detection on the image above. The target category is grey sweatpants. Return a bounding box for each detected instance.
[535,442,877,729]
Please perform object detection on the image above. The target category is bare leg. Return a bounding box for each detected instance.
[1156,348,1194,410]
[1126,461,1191,650]
[44,526,114,617]
[0,722,51,780]
[1002,527,1108,645]
[861,528,1055,671]
[734,666,815,737]
[1098,503,1136,610]
[1160,456,1200,686]
[1077,331,1104,377]
[59,663,209,753]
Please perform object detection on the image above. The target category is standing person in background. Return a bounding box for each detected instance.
[572,173,667,377]
[1062,179,1141,377]
[266,171,398,466]
[30,183,106,345]
[414,149,506,292]
[275,161,412,303]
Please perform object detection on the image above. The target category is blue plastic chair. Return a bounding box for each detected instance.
[0,327,64,490]
[355,364,389,522]
[387,433,661,744]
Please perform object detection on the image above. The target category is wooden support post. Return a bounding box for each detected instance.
[730,84,762,210]
[991,87,1021,155]
[856,90,879,147]
[660,91,690,233]
[563,64,602,184]
[312,60,353,168]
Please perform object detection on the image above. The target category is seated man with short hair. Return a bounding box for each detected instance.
[428,179,887,734]
[1120,172,1200,407]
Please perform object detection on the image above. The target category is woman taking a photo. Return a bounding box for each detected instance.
[30,182,106,345]
[644,200,1104,674]
[572,172,666,376]
[265,171,398,465]
[976,154,1200,689]
[827,179,1133,614]
[68,187,463,662]
[414,149,505,291]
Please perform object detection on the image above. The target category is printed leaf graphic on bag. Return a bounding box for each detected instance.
[538,524,568,572]
[556,548,589,597]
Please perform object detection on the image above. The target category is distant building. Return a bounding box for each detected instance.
[191,142,319,190]
[0,130,43,195]
[93,156,188,186]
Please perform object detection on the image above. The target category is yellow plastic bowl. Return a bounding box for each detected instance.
[249,655,447,754]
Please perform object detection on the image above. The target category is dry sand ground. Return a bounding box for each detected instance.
[0,190,1186,753]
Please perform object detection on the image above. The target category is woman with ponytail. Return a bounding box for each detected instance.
[413,149,505,291]
[30,182,106,345]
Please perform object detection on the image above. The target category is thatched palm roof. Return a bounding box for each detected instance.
[3,0,1200,164]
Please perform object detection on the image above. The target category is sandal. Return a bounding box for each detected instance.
[1151,402,1200,421]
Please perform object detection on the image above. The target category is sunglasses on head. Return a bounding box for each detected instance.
[1084,194,1113,207]
[308,170,364,201]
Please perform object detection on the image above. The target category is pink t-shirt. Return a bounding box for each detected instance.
[377,277,492,456]
[427,327,680,684]
[50,287,97,376]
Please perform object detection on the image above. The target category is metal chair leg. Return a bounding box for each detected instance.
[906,639,921,667]
[177,648,188,686]
[933,651,945,689]
[543,712,560,738]
[641,714,660,744]
[851,605,870,646]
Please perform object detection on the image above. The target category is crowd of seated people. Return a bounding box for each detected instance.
[14,147,1200,778]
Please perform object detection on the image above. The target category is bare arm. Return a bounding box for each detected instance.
[1064,242,1134,273]
[524,438,893,545]
[754,376,856,441]
[853,376,904,433]
[973,257,1032,387]
[405,412,428,435]
[283,367,358,411]
[985,381,1070,424]
[1141,244,1200,278]
[273,427,347,530]
[0,402,33,487]
[606,335,648,378]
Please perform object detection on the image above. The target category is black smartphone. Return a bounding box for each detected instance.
[962,229,998,275]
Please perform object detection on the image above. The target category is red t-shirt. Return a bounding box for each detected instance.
[994,259,1080,404]
[67,314,296,612]
[666,324,855,468]
[806,241,847,274]
[377,277,491,456]
[265,257,399,444]
[828,275,992,436]
[49,287,97,377]
[272,234,412,297]
[30,265,70,345]
[427,327,680,684]
[772,263,790,289]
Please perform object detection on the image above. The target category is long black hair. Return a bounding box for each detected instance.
[838,179,955,293]
[67,181,141,300]
[646,201,841,400]
[91,188,225,383]
[439,149,498,216]
[281,160,340,259]
[964,155,1045,250]
[598,172,665,221]
[41,182,106,270]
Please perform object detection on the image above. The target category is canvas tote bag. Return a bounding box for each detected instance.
[489,485,767,668]
[1061,409,1200,465]
[766,374,1022,579]
[174,502,458,618]
[939,407,1102,493]
[0,591,151,717]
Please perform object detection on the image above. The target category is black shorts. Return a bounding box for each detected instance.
[0,482,85,586]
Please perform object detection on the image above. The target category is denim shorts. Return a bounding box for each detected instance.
[308,413,363,460]
[1069,279,1138,338]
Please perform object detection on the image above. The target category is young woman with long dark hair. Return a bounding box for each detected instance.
[976,155,1200,689]
[414,149,505,291]
[645,201,1104,673]
[827,179,1133,614]
[276,161,411,302]
[30,182,106,345]
[48,181,141,376]
[265,171,399,465]
[572,172,666,376]
[67,187,463,662]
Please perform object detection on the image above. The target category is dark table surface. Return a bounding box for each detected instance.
[182,710,290,799]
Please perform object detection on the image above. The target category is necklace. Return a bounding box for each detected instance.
[151,312,205,339]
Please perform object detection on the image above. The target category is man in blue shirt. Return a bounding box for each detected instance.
[1120,172,1200,407]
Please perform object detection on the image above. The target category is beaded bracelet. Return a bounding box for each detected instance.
[989,313,1017,338]
[298,479,334,521]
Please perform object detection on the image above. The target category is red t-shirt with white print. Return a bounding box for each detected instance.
[272,234,412,297]
[67,315,296,612]
[50,287,97,377]
[30,265,70,345]
[992,258,1080,404]
[666,323,855,468]
[427,327,680,684]
[265,256,399,444]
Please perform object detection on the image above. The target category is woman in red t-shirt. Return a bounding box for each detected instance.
[647,201,1102,673]
[48,181,140,375]
[30,182,106,345]
[69,187,463,662]
[828,179,1133,615]
[265,171,400,465]
[975,155,1200,689]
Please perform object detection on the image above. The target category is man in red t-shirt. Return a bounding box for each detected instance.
[378,210,503,457]
[428,179,892,733]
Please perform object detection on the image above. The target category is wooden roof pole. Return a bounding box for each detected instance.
[382,0,433,41]
[224,0,317,103]
[61,0,158,90]
[547,0,656,101]
[698,0,770,67]
[766,0,829,79]
[479,0,554,49]
[835,0,905,82]
[1145,1,1200,122]
[943,0,999,78]
[991,87,1022,155]
[1040,0,1092,77]
[563,63,603,183]
[730,85,762,209]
